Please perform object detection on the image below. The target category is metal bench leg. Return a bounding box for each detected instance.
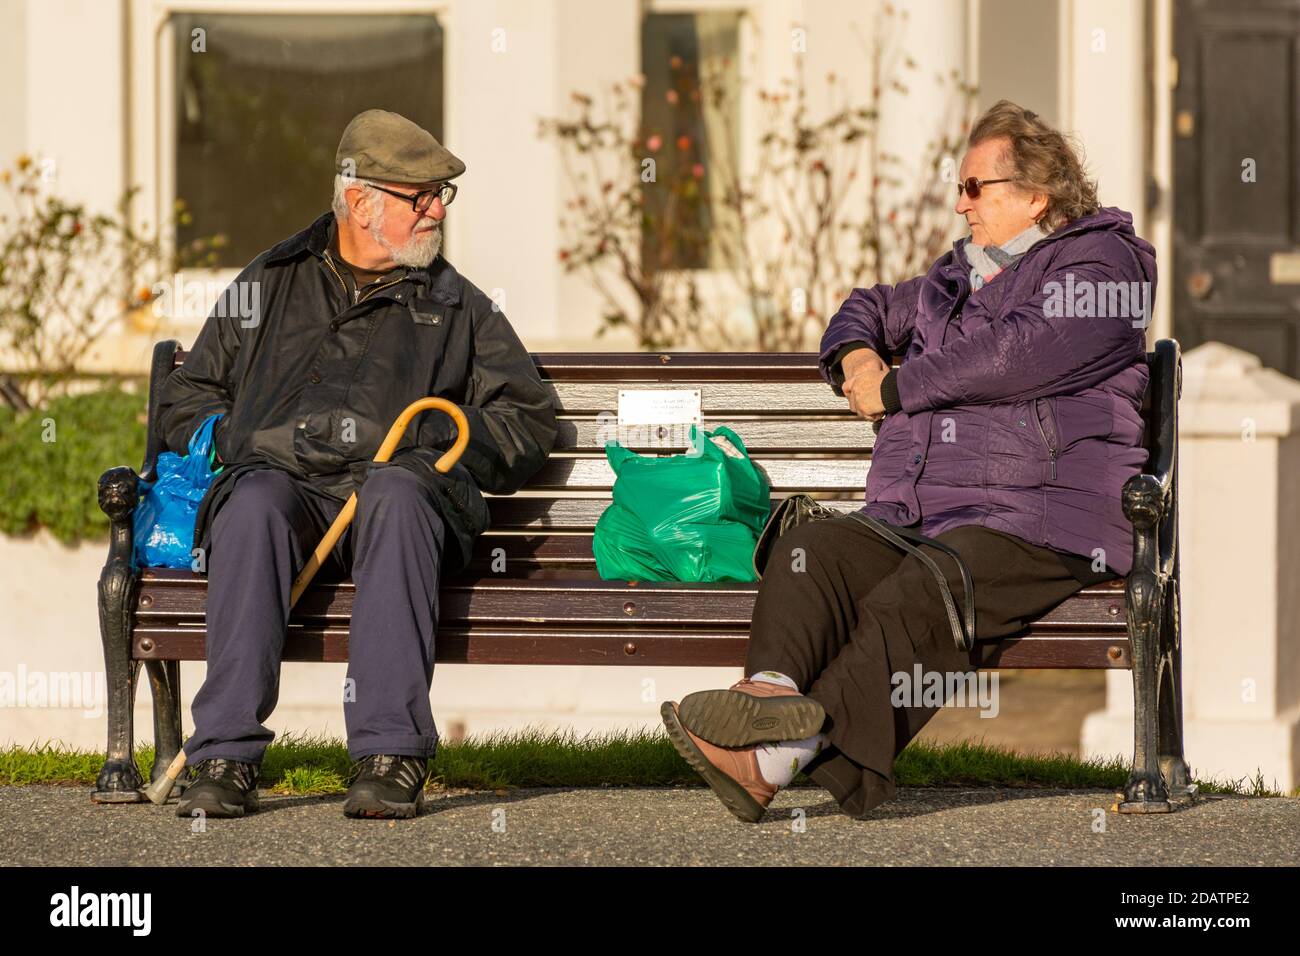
[1120,566,1171,812]
[1157,571,1196,806]
[92,466,147,803]
[144,659,186,792]
[1118,477,1172,813]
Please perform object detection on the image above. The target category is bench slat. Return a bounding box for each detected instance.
[171,349,833,380]
[546,381,849,414]
[480,495,866,530]
[134,574,1127,630]
[554,418,878,453]
[519,456,869,492]
[533,352,827,381]
[132,624,1130,669]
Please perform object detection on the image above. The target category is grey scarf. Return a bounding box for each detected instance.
[964,221,1050,291]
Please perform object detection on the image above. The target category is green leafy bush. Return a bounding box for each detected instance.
[0,386,147,542]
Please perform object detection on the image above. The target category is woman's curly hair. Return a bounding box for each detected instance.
[968,99,1100,232]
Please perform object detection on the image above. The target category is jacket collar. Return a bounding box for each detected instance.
[265,211,463,307]
[941,206,1136,282]
[947,206,1134,260]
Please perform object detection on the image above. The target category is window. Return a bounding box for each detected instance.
[640,11,741,272]
[171,13,444,267]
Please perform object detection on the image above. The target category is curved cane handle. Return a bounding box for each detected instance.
[289,397,470,609]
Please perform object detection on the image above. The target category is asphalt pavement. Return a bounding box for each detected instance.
[2,784,1296,866]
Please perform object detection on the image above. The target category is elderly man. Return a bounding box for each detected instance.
[662,100,1155,822]
[158,109,557,819]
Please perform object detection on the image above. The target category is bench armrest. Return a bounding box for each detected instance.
[95,340,178,572]
[139,340,182,483]
[97,465,141,573]
[1122,338,1180,575]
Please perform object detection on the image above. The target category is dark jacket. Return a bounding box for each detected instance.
[818,207,1154,576]
[155,211,558,574]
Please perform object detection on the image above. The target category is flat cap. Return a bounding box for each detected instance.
[335,109,466,184]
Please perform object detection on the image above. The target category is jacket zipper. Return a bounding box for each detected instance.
[322,254,352,305]
[1033,398,1058,480]
[358,273,405,304]
[324,254,406,309]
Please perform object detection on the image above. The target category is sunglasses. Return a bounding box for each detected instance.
[366,181,457,214]
[956,177,1012,199]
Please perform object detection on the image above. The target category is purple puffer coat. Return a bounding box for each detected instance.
[819,206,1155,576]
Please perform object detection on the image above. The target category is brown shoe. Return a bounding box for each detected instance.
[678,676,826,748]
[661,701,777,823]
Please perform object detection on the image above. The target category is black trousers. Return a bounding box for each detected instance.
[744,516,1114,818]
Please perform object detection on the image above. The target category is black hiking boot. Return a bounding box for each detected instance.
[342,754,429,819]
[174,758,261,818]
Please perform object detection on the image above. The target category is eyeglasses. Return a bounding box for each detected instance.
[365,181,458,213]
[956,177,1012,200]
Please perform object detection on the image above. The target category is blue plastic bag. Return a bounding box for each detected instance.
[132,413,224,568]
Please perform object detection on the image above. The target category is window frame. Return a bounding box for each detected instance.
[127,0,453,331]
[640,0,756,295]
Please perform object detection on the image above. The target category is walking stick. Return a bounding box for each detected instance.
[144,397,470,805]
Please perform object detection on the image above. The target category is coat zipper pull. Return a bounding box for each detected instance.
[1033,399,1059,481]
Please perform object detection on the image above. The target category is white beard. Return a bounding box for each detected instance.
[367,201,442,268]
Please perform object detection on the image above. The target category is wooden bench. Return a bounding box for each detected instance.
[93,338,1192,813]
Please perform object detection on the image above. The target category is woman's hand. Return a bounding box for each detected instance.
[841,349,890,422]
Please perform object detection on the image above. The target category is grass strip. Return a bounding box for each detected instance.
[0,730,1287,797]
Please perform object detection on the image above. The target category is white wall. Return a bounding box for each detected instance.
[0,0,29,171]
[445,0,562,344]
[1058,0,1147,242]
[19,0,127,217]
[0,530,742,753]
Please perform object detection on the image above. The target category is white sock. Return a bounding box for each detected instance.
[749,670,799,691]
[747,671,824,787]
[755,733,827,788]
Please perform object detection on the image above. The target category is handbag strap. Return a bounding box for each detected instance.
[846,512,976,653]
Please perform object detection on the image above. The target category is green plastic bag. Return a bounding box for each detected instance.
[593,424,771,582]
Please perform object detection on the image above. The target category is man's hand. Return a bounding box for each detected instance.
[212,417,226,466]
[841,349,890,421]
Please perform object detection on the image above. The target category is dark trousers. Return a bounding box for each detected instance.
[745,517,1109,818]
[183,466,447,765]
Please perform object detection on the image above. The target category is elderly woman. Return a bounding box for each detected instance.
[662,100,1156,822]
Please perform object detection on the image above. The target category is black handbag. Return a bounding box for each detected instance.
[751,494,977,652]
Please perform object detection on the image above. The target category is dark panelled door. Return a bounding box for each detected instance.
[1174,0,1300,376]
